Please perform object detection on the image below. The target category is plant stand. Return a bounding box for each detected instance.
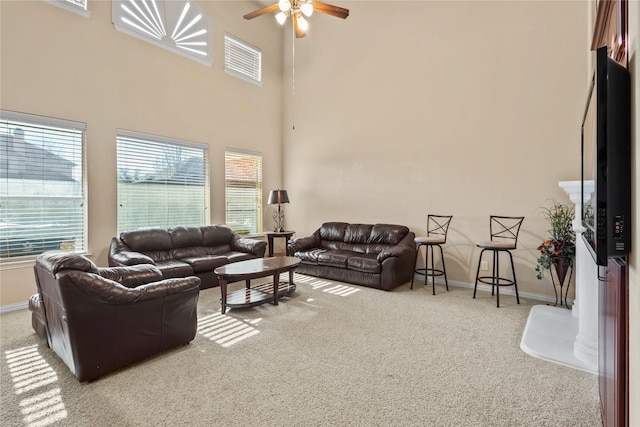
[550,256,573,309]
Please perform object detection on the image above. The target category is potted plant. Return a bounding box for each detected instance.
[535,200,576,282]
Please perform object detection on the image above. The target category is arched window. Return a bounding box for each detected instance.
[112,0,212,66]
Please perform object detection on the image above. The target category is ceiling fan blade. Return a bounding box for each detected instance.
[292,13,306,38]
[243,3,279,20]
[312,1,349,19]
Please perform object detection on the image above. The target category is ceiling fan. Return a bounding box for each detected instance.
[244,0,349,38]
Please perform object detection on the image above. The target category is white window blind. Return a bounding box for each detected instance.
[225,150,262,235]
[112,0,212,66]
[224,33,262,85]
[1,111,86,259]
[117,130,209,233]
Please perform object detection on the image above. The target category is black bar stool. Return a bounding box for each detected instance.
[411,215,452,295]
[473,215,524,307]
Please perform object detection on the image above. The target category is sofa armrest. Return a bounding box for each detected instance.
[109,250,155,267]
[231,237,267,257]
[97,265,163,288]
[108,237,155,266]
[377,244,413,263]
[288,235,320,254]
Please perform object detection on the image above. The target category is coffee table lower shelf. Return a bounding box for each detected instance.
[224,282,297,310]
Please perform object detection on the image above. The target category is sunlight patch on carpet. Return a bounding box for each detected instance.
[4,344,68,426]
[197,312,260,348]
[294,274,360,296]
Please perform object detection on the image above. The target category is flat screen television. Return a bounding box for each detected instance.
[581,46,631,266]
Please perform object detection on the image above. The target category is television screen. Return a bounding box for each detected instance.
[581,46,631,266]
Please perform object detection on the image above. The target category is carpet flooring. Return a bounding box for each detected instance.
[0,274,602,426]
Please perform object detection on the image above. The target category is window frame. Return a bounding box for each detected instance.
[116,129,210,233]
[1,110,88,263]
[224,149,263,235]
[224,33,262,86]
[112,0,213,66]
[43,0,91,18]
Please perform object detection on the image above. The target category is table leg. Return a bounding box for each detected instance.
[289,269,295,287]
[273,271,280,305]
[220,277,228,314]
[268,235,275,257]
[245,279,251,289]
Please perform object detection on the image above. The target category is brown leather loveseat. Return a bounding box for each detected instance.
[287,222,416,291]
[108,225,267,289]
[30,251,200,382]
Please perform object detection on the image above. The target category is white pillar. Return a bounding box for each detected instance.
[558,180,598,371]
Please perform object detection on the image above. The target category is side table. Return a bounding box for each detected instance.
[265,231,295,257]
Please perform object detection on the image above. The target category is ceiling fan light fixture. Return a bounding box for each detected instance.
[278,0,291,12]
[300,2,313,17]
[297,14,308,31]
[275,11,288,25]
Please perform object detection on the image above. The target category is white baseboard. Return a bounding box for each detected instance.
[413,275,572,305]
[0,276,568,313]
[0,301,29,314]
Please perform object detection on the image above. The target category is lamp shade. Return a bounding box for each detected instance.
[268,189,290,204]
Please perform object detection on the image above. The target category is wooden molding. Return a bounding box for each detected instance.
[591,0,628,67]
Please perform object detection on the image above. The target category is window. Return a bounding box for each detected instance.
[43,0,90,17]
[224,33,262,85]
[117,130,209,233]
[112,0,212,66]
[1,111,86,259]
[225,150,262,235]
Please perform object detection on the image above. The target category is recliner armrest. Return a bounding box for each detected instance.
[62,270,200,304]
[98,265,163,288]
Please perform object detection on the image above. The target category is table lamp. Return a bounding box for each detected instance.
[267,189,290,232]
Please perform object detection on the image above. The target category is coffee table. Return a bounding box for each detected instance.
[214,256,301,314]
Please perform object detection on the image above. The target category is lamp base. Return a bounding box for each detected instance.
[272,206,285,233]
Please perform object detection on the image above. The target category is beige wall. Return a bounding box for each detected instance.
[283,1,588,299]
[628,0,638,423]
[0,1,283,306]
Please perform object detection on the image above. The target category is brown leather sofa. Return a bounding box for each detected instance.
[287,222,416,291]
[30,251,200,382]
[108,225,267,289]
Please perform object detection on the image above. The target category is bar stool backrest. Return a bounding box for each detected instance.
[427,215,453,243]
[489,216,524,248]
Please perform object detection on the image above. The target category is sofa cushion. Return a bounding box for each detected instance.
[347,253,381,274]
[121,228,173,252]
[319,222,349,242]
[201,225,234,246]
[154,260,194,278]
[317,250,352,268]
[181,255,228,273]
[344,224,373,244]
[368,224,410,245]
[169,226,203,248]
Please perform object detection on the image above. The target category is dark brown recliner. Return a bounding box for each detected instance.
[30,251,200,382]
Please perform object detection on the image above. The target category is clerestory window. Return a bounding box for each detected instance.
[112,0,212,66]
[117,130,209,233]
[1,111,87,260]
[43,0,90,17]
[224,33,262,85]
